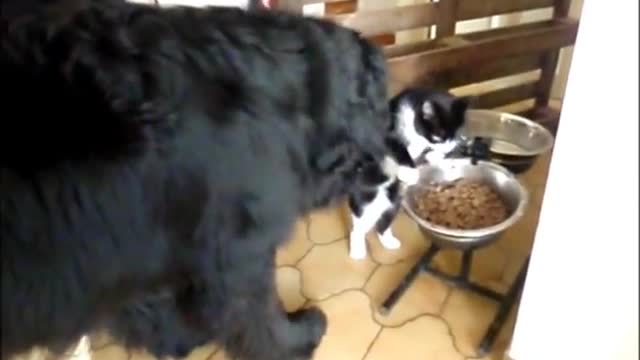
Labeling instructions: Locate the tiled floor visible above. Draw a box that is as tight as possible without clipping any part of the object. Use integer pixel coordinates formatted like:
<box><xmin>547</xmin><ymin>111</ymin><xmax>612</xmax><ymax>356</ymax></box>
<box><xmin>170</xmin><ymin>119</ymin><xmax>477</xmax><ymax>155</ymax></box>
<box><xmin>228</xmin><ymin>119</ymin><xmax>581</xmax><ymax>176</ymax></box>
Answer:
<box><xmin>21</xmin><ymin>153</ymin><xmax>552</xmax><ymax>360</ymax></box>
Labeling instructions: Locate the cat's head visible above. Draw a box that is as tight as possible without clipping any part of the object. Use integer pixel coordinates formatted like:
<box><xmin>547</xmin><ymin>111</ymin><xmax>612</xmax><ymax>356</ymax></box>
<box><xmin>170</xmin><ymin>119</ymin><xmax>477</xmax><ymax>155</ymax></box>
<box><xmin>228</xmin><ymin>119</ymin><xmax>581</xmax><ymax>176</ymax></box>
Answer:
<box><xmin>389</xmin><ymin>88</ymin><xmax>471</xmax><ymax>144</ymax></box>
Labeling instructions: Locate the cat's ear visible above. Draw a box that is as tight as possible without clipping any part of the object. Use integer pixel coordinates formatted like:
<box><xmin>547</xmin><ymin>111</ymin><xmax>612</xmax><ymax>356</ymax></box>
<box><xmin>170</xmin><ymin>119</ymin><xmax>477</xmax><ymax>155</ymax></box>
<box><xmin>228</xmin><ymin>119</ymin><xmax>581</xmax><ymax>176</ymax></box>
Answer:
<box><xmin>421</xmin><ymin>100</ymin><xmax>435</xmax><ymax>118</ymax></box>
<box><xmin>453</xmin><ymin>96</ymin><xmax>475</xmax><ymax>113</ymax></box>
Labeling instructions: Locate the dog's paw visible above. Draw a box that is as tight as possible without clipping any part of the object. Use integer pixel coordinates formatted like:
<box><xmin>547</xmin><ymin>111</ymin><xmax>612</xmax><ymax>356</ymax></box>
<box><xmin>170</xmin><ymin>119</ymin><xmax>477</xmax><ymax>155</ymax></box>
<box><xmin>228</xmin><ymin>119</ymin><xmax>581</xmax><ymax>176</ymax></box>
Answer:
<box><xmin>288</xmin><ymin>308</ymin><xmax>328</xmax><ymax>358</ymax></box>
<box><xmin>156</xmin><ymin>336</ymin><xmax>208</xmax><ymax>359</ymax></box>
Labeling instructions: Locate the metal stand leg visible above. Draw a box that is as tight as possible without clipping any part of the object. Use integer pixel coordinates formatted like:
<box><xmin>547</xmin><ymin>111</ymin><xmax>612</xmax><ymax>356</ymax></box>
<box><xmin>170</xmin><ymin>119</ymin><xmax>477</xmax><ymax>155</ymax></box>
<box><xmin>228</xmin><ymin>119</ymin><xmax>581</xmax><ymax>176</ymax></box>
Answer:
<box><xmin>379</xmin><ymin>242</ymin><xmax>532</xmax><ymax>357</ymax></box>
<box><xmin>380</xmin><ymin>244</ymin><xmax>440</xmax><ymax>313</ymax></box>
<box><xmin>477</xmin><ymin>256</ymin><xmax>531</xmax><ymax>356</ymax></box>
<box><xmin>422</xmin><ymin>249</ymin><xmax>504</xmax><ymax>301</ymax></box>
<box><xmin>458</xmin><ymin>249</ymin><xmax>473</xmax><ymax>281</ymax></box>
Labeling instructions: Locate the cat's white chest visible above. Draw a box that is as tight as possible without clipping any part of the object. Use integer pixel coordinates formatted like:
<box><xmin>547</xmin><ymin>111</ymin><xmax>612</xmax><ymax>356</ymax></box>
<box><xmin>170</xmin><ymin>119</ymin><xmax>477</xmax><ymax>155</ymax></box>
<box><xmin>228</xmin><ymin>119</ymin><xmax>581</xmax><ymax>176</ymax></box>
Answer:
<box><xmin>396</xmin><ymin>105</ymin><xmax>430</xmax><ymax>159</ymax></box>
<box><xmin>424</xmin><ymin>139</ymin><xmax>458</xmax><ymax>164</ymax></box>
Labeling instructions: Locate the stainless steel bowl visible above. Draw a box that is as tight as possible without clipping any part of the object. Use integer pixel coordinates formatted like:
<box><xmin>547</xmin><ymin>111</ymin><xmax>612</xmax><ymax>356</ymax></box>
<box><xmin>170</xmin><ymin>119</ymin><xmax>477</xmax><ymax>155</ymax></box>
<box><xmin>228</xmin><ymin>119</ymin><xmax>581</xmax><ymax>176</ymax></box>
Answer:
<box><xmin>403</xmin><ymin>159</ymin><xmax>529</xmax><ymax>249</ymax></box>
<box><xmin>460</xmin><ymin>110</ymin><xmax>555</xmax><ymax>173</ymax></box>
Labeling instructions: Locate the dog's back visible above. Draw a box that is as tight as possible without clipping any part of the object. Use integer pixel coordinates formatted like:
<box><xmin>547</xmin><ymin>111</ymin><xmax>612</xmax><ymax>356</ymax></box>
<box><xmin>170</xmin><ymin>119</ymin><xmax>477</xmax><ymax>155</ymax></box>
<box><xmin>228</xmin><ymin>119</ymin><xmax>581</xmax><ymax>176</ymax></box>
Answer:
<box><xmin>1</xmin><ymin>1</ymin><xmax>389</xmax><ymax>358</ymax></box>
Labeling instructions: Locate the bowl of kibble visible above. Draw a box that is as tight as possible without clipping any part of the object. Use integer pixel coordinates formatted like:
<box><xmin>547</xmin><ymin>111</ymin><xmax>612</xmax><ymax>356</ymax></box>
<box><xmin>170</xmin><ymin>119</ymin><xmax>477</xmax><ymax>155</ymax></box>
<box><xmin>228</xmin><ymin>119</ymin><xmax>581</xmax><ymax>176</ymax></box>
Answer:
<box><xmin>459</xmin><ymin>110</ymin><xmax>555</xmax><ymax>174</ymax></box>
<box><xmin>403</xmin><ymin>159</ymin><xmax>529</xmax><ymax>249</ymax></box>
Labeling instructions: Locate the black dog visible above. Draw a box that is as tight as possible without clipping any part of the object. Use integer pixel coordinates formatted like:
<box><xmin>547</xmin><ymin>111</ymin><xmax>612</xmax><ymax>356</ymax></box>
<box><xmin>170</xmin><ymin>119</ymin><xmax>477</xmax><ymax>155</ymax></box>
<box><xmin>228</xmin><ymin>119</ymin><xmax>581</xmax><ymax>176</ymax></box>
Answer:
<box><xmin>0</xmin><ymin>0</ymin><xmax>390</xmax><ymax>359</ymax></box>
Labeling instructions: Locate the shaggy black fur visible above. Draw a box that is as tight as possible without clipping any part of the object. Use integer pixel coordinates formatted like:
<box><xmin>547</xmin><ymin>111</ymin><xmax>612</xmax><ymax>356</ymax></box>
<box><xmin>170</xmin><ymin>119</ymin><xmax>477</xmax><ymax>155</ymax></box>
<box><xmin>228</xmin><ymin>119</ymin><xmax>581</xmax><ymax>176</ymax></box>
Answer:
<box><xmin>0</xmin><ymin>0</ymin><xmax>390</xmax><ymax>359</ymax></box>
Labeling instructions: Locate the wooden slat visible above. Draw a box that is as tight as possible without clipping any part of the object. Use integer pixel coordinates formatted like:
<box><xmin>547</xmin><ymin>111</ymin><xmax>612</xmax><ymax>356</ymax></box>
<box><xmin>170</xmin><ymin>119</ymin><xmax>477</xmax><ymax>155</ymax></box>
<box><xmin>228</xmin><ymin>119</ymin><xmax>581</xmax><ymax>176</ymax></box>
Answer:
<box><xmin>302</xmin><ymin>0</ymin><xmax>344</xmax><ymax>4</ymax></box>
<box><xmin>325</xmin><ymin>0</ymin><xmax>356</xmax><ymax>15</ymax></box>
<box><xmin>435</xmin><ymin>0</ymin><xmax>458</xmax><ymax>37</ymax></box>
<box><xmin>473</xmin><ymin>82</ymin><xmax>538</xmax><ymax>109</ymax></box>
<box><xmin>461</xmin><ymin>19</ymin><xmax>561</xmax><ymax>41</ymax></box>
<box><xmin>457</xmin><ymin>0</ymin><xmax>555</xmax><ymax>20</ymax></box>
<box><xmin>535</xmin><ymin>0</ymin><xmax>571</xmax><ymax>107</ymax></box>
<box><xmin>368</xmin><ymin>33</ymin><xmax>396</xmax><ymax>47</ymax></box>
<box><xmin>387</xmin><ymin>19</ymin><xmax>578</xmax><ymax>95</ymax></box>
<box><xmin>277</xmin><ymin>0</ymin><xmax>304</xmax><ymax>12</ymax></box>
<box><xmin>384</xmin><ymin>38</ymin><xmax>450</xmax><ymax>59</ymax></box>
<box><xmin>328</xmin><ymin>3</ymin><xmax>437</xmax><ymax>37</ymax></box>
<box><xmin>431</xmin><ymin>53</ymin><xmax>543</xmax><ymax>89</ymax></box>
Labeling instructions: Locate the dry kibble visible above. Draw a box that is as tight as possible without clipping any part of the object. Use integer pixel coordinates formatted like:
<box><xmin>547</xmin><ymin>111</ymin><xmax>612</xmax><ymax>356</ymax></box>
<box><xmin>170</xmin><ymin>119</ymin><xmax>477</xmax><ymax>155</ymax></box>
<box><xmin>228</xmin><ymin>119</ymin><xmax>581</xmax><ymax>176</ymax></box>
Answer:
<box><xmin>413</xmin><ymin>179</ymin><xmax>509</xmax><ymax>230</ymax></box>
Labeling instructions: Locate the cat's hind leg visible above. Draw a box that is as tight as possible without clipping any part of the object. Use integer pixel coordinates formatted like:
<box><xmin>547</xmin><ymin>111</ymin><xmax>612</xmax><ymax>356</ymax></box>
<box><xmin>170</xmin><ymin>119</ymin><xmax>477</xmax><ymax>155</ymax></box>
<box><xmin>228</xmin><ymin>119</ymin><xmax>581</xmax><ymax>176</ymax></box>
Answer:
<box><xmin>349</xmin><ymin>212</ymin><xmax>371</xmax><ymax>260</ymax></box>
<box><xmin>348</xmin><ymin>193</ymin><xmax>383</xmax><ymax>261</ymax></box>
<box><xmin>375</xmin><ymin>207</ymin><xmax>401</xmax><ymax>250</ymax></box>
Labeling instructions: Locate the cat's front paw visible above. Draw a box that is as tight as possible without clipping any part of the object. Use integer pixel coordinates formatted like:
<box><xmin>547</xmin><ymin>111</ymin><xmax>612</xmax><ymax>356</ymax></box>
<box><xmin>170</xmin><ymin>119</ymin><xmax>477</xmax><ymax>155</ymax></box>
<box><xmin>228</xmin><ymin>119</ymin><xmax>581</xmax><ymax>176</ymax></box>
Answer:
<box><xmin>380</xmin><ymin>232</ymin><xmax>401</xmax><ymax>250</ymax></box>
<box><xmin>424</xmin><ymin>151</ymin><xmax>446</xmax><ymax>164</ymax></box>
<box><xmin>349</xmin><ymin>234</ymin><xmax>368</xmax><ymax>260</ymax></box>
<box><xmin>396</xmin><ymin>167</ymin><xmax>420</xmax><ymax>185</ymax></box>
<box><xmin>349</xmin><ymin>246</ymin><xmax>367</xmax><ymax>260</ymax></box>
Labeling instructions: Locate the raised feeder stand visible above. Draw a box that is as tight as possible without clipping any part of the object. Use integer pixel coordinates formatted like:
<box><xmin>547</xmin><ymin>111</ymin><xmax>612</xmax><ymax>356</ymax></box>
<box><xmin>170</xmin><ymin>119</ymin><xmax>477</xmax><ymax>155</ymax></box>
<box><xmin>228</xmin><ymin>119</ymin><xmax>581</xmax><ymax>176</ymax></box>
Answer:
<box><xmin>377</xmin><ymin>156</ymin><xmax>537</xmax><ymax>357</ymax></box>
<box><xmin>379</xmin><ymin>242</ymin><xmax>531</xmax><ymax>356</ymax></box>
<box><xmin>376</xmin><ymin>108</ymin><xmax>554</xmax><ymax>356</ymax></box>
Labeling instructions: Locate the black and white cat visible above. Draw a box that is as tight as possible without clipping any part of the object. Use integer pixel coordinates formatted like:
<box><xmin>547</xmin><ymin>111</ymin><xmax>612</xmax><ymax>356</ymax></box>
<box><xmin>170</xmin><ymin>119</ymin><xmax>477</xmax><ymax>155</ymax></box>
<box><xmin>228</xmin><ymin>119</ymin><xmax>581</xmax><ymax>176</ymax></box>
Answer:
<box><xmin>348</xmin><ymin>88</ymin><xmax>470</xmax><ymax>260</ymax></box>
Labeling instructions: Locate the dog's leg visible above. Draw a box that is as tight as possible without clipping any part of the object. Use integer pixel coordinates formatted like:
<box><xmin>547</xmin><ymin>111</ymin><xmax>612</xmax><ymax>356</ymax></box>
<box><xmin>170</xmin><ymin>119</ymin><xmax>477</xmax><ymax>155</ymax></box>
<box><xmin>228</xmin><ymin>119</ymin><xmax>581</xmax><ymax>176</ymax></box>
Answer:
<box><xmin>106</xmin><ymin>293</ymin><xmax>211</xmax><ymax>359</ymax></box>
<box><xmin>217</xmin><ymin>268</ymin><xmax>327</xmax><ymax>360</ymax></box>
<box><xmin>183</xmin><ymin>220</ymin><xmax>327</xmax><ymax>360</ymax></box>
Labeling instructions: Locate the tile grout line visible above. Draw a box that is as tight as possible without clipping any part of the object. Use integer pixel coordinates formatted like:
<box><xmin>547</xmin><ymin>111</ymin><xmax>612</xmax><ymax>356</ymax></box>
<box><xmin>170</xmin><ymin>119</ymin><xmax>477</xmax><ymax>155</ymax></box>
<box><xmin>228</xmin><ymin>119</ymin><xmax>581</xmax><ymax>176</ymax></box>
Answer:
<box><xmin>306</xmin><ymin>235</ymin><xmax>349</xmax><ymax>247</ymax></box>
<box><xmin>362</xmin><ymin>263</ymin><xmax>381</xmax><ymax>289</ymax></box>
<box><xmin>276</xmin><ymin>265</ymin><xmax>312</xmax><ymax>307</ymax></box>
<box><xmin>360</xmin><ymin>285</ymin><xmax>474</xmax><ymax>358</ymax></box>
<box><xmin>205</xmin><ymin>348</ymin><xmax>220</xmax><ymax>360</ymax></box>
<box><xmin>296</xmin><ymin>211</ymin><xmax>488</xmax><ymax>359</ymax></box>
<box><xmin>359</xmin><ymin>327</ymin><xmax>383</xmax><ymax>360</ymax></box>
<box><xmin>437</xmin><ymin>286</ymin><xmax>454</xmax><ymax>316</ymax></box>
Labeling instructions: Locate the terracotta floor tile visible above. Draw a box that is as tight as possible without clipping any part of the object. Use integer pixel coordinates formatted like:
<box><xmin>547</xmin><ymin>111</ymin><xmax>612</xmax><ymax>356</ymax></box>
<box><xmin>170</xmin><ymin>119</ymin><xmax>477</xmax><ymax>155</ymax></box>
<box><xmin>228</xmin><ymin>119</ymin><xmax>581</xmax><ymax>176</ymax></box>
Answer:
<box><xmin>308</xmin><ymin>204</ymin><xmax>349</xmax><ymax>244</ymax></box>
<box><xmin>208</xmin><ymin>349</ymin><xmax>230</xmax><ymax>360</ymax></box>
<box><xmin>129</xmin><ymin>343</ymin><xmax>218</xmax><ymax>360</ymax></box>
<box><xmin>368</xmin><ymin>212</ymin><xmax>430</xmax><ymax>265</ymax></box>
<box><xmin>89</xmin><ymin>333</ymin><xmax>115</xmax><ymax>352</ymax></box>
<box><xmin>182</xmin><ymin>345</ymin><xmax>218</xmax><ymax>360</ymax></box>
<box><xmin>364</xmin><ymin>258</ymin><xmax>420</xmax><ymax>304</ymax></box>
<box><xmin>441</xmin><ymin>289</ymin><xmax>499</xmax><ymax>357</ymax></box>
<box><xmin>10</xmin><ymin>349</ymin><xmax>54</xmax><ymax>360</ymax></box>
<box><xmin>365</xmin><ymin>316</ymin><xmax>464</xmax><ymax>360</ymax></box>
<box><xmin>298</xmin><ymin>240</ymin><xmax>378</xmax><ymax>301</ymax></box>
<box><xmin>431</xmin><ymin>248</ymin><xmax>463</xmax><ymax>276</ymax></box>
<box><xmin>91</xmin><ymin>344</ymin><xmax>130</xmax><ymax>360</ymax></box>
<box><xmin>276</xmin><ymin>218</ymin><xmax>313</xmax><ymax>266</ymax></box>
<box><xmin>365</xmin><ymin>263</ymin><xmax>450</xmax><ymax>327</ymax></box>
<box><xmin>468</xmin><ymin>245</ymin><xmax>509</xmax><ymax>290</ymax></box>
<box><xmin>311</xmin><ymin>291</ymin><xmax>381</xmax><ymax>360</ymax></box>
<box><xmin>276</xmin><ymin>266</ymin><xmax>307</xmax><ymax>312</ymax></box>
<box><xmin>474</xmin><ymin>309</ymin><xmax>517</xmax><ymax>360</ymax></box>
<box><xmin>423</xmin><ymin>244</ymin><xmax>508</xmax><ymax>293</ymax></box>
<box><xmin>495</xmin><ymin>211</ymin><xmax>539</xmax><ymax>258</ymax></box>
<box><xmin>500</xmin><ymin>253</ymin><xmax>528</xmax><ymax>287</ymax></box>
<box><xmin>128</xmin><ymin>350</ymin><xmax>155</xmax><ymax>360</ymax></box>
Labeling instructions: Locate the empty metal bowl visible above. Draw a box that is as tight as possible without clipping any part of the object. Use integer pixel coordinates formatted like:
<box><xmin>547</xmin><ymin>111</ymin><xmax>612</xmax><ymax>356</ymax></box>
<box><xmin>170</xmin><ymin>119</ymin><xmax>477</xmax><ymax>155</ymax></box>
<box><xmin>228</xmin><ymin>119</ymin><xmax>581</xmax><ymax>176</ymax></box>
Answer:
<box><xmin>459</xmin><ymin>110</ymin><xmax>555</xmax><ymax>173</ymax></box>
<box><xmin>403</xmin><ymin>159</ymin><xmax>529</xmax><ymax>249</ymax></box>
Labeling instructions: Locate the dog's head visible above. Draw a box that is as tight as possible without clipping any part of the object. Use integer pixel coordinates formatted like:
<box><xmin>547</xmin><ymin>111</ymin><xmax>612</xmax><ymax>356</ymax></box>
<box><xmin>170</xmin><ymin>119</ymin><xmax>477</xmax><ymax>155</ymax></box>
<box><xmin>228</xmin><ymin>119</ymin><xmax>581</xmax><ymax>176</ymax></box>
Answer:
<box><xmin>299</xmin><ymin>26</ymin><xmax>390</xmax><ymax>210</ymax></box>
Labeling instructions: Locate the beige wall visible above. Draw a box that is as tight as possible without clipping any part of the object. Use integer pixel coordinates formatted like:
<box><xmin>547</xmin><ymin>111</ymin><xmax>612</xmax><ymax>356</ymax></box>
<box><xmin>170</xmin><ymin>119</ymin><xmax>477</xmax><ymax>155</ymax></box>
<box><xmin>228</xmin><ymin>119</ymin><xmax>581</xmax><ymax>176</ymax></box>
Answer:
<box><xmin>507</xmin><ymin>1</ymin><xmax>638</xmax><ymax>359</ymax></box>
